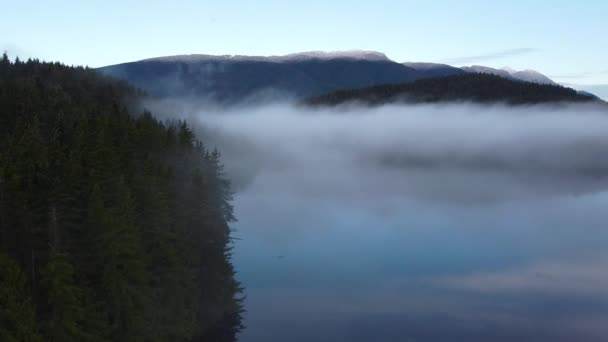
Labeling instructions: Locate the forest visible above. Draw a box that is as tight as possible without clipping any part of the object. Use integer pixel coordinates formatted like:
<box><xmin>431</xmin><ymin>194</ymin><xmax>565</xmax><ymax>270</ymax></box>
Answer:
<box><xmin>306</xmin><ymin>73</ymin><xmax>600</xmax><ymax>106</ymax></box>
<box><xmin>0</xmin><ymin>54</ymin><xmax>243</xmax><ymax>342</ymax></box>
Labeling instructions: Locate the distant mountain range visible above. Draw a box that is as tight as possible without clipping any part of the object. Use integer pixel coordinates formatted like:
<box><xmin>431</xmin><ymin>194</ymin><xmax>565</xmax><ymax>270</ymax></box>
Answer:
<box><xmin>97</xmin><ymin>50</ymin><xmax>598</xmax><ymax>104</ymax></box>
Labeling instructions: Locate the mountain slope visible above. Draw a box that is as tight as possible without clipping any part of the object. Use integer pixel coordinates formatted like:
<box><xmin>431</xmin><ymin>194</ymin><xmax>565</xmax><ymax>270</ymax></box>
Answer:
<box><xmin>461</xmin><ymin>65</ymin><xmax>557</xmax><ymax>85</ymax></box>
<box><xmin>402</xmin><ymin>62</ymin><xmax>466</xmax><ymax>79</ymax></box>
<box><xmin>573</xmin><ymin>84</ymin><xmax>608</xmax><ymax>101</ymax></box>
<box><xmin>306</xmin><ymin>73</ymin><xmax>599</xmax><ymax>106</ymax></box>
<box><xmin>511</xmin><ymin>69</ymin><xmax>556</xmax><ymax>85</ymax></box>
<box><xmin>98</xmin><ymin>51</ymin><xmax>592</xmax><ymax>104</ymax></box>
<box><xmin>97</xmin><ymin>51</ymin><xmax>464</xmax><ymax>103</ymax></box>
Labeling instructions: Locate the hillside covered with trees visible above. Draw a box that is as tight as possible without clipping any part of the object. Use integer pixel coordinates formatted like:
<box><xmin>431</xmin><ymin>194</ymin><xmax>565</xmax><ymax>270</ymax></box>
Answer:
<box><xmin>97</xmin><ymin>53</ymin><xmax>465</xmax><ymax>104</ymax></box>
<box><xmin>0</xmin><ymin>54</ymin><xmax>243</xmax><ymax>342</ymax></box>
<box><xmin>306</xmin><ymin>73</ymin><xmax>600</xmax><ymax>106</ymax></box>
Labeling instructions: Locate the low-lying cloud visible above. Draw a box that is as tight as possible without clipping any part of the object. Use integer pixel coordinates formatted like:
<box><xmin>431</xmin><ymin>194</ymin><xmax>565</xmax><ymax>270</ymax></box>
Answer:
<box><xmin>169</xmin><ymin>102</ymin><xmax>608</xmax><ymax>204</ymax></box>
<box><xmin>157</xmin><ymin>100</ymin><xmax>608</xmax><ymax>342</ymax></box>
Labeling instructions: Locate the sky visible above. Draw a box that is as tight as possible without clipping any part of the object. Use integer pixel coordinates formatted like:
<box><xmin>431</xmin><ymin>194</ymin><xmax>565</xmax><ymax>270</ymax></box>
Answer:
<box><xmin>1</xmin><ymin>0</ymin><xmax>607</xmax><ymax>86</ymax></box>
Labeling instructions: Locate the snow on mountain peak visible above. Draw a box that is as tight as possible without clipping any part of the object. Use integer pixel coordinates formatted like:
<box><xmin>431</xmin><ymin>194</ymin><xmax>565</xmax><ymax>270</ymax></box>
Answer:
<box><xmin>141</xmin><ymin>51</ymin><xmax>391</xmax><ymax>63</ymax></box>
<box><xmin>501</xmin><ymin>66</ymin><xmax>517</xmax><ymax>74</ymax></box>
<box><xmin>275</xmin><ymin>50</ymin><xmax>390</xmax><ymax>61</ymax></box>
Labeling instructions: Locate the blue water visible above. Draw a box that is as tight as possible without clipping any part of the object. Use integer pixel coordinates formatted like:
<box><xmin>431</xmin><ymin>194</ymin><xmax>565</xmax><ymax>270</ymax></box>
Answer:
<box><xmin>198</xmin><ymin>104</ymin><xmax>608</xmax><ymax>341</ymax></box>
<box><xmin>233</xmin><ymin>191</ymin><xmax>608</xmax><ymax>341</ymax></box>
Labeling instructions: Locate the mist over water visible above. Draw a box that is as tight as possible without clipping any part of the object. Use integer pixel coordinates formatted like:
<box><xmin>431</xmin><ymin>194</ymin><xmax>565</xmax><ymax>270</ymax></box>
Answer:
<box><xmin>167</xmin><ymin>102</ymin><xmax>608</xmax><ymax>341</ymax></box>
<box><xmin>194</xmin><ymin>102</ymin><xmax>608</xmax><ymax>202</ymax></box>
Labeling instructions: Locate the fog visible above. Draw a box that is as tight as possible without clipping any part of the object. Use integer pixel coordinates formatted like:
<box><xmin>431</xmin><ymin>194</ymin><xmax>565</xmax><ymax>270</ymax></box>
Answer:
<box><xmin>177</xmin><ymin>102</ymin><xmax>608</xmax><ymax>204</ymax></box>
<box><xmin>149</xmin><ymin>101</ymin><xmax>608</xmax><ymax>341</ymax></box>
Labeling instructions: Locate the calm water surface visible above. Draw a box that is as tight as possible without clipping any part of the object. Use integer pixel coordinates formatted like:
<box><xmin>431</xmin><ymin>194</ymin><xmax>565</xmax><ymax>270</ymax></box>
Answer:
<box><xmin>199</xmin><ymin>104</ymin><xmax>608</xmax><ymax>341</ymax></box>
<box><xmin>232</xmin><ymin>186</ymin><xmax>608</xmax><ymax>342</ymax></box>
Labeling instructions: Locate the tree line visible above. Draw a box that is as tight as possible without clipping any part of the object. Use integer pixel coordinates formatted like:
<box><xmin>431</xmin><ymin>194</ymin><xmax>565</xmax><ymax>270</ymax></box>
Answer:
<box><xmin>0</xmin><ymin>54</ymin><xmax>243</xmax><ymax>341</ymax></box>
<box><xmin>306</xmin><ymin>73</ymin><xmax>599</xmax><ymax>106</ymax></box>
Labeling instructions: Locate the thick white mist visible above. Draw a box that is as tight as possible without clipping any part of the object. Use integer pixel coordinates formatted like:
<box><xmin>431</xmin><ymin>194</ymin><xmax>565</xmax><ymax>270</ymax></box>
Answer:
<box><xmin>184</xmin><ymin>102</ymin><xmax>608</xmax><ymax>204</ymax></box>
<box><xmin>151</xmin><ymin>101</ymin><xmax>608</xmax><ymax>342</ymax></box>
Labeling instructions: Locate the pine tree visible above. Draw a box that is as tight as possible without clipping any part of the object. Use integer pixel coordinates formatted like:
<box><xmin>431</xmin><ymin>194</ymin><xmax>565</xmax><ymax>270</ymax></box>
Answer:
<box><xmin>0</xmin><ymin>253</ymin><xmax>43</xmax><ymax>342</ymax></box>
<box><xmin>133</xmin><ymin>173</ymin><xmax>195</xmax><ymax>341</ymax></box>
<box><xmin>99</xmin><ymin>178</ymin><xmax>147</xmax><ymax>342</ymax></box>
<box><xmin>40</xmin><ymin>251</ymin><xmax>87</xmax><ymax>342</ymax></box>
<box><xmin>80</xmin><ymin>185</ymin><xmax>111</xmax><ymax>342</ymax></box>
<box><xmin>0</xmin><ymin>58</ymin><xmax>243</xmax><ymax>342</ymax></box>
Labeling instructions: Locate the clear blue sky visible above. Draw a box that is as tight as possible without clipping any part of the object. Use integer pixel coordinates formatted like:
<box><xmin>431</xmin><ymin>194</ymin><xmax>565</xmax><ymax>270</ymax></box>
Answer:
<box><xmin>2</xmin><ymin>0</ymin><xmax>607</xmax><ymax>85</ymax></box>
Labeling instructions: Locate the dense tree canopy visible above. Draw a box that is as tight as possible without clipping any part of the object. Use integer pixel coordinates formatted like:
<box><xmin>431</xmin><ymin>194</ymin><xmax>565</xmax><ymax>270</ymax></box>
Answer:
<box><xmin>306</xmin><ymin>73</ymin><xmax>600</xmax><ymax>106</ymax></box>
<box><xmin>0</xmin><ymin>54</ymin><xmax>243</xmax><ymax>341</ymax></box>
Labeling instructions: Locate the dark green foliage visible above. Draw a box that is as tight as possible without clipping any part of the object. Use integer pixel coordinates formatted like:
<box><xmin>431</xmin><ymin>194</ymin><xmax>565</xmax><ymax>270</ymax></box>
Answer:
<box><xmin>0</xmin><ymin>58</ymin><xmax>242</xmax><ymax>341</ymax></box>
<box><xmin>40</xmin><ymin>252</ymin><xmax>86</xmax><ymax>342</ymax></box>
<box><xmin>0</xmin><ymin>253</ymin><xmax>42</xmax><ymax>342</ymax></box>
<box><xmin>306</xmin><ymin>73</ymin><xmax>602</xmax><ymax>106</ymax></box>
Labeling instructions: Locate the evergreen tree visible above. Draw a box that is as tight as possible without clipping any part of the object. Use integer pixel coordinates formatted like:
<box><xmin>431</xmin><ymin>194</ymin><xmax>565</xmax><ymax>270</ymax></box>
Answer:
<box><xmin>40</xmin><ymin>251</ymin><xmax>87</xmax><ymax>342</ymax></box>
<box><xmin>0</xmin><ymin>58</ymin><xmax>243</xmax><ymax>342</ymax></box>
<box><xmin>99</xmin><ymin>179</ymin><xmax>147</xmax><ymax>342</ymax></box>
<box><xmin>307</xmin><ymin>72</ymin><xmax>601</xmax><ymax>106</ymax></box>
<box><xmin>0</xmin><ymin>253</ymin><xmax>43</xmax><ymax>342</ymax></box>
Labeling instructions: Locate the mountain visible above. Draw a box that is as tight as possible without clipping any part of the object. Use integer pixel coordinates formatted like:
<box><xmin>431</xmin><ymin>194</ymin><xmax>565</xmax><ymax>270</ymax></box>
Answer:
<box><xmin>306</xmin><ymin>73</ymin><xmax>599</xmax><ymax>107</ymax></box>
<box><xmin>571</xmin><ymin>84</ymin><xmax>608</xmax><ymax>101</ymax></box>
<box><xmin>510</xmin><ymin>69</ymin><xmax>556</xmax><ymax>85</ymax></box>
<box><xmin>142</xmin><ymin>50</ymin><xmax>392</xmax><ymax>63</ymax></box>
<box><xmin>97</xmin><ymin>51</ymin><xmax>464</xmax><ymax>103</ymax></box>
<box><xmin>402</xmin><ymin>62</ymin><xmax>465</xmax><ymax>78</ymax></box>
<box><xmin>461</xmin><ymin>65</ymin><xmax>557</xmax><ymax>85</ymax></box>
<box><xmin>461</xmin><ymin>65</ymin><xmax>513</xmax><ymax>79</ymax></box>
<box><xmin>98</xmin><ymin>51</ymin><xmax>591</xmax><ymax>104</ymax></box>
<box><xmin>576</xmin><ymin>89</ymin><xmax>601</xmax><ymax>100</ymax></box>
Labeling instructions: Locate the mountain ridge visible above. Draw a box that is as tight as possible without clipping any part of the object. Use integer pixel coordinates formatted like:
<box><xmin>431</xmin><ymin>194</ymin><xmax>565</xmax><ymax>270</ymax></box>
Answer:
<box><xmin>98</xmin><ymin>51</ymin><xmax>437</xmax><ymax>103</ymax></box>
<box><xmin>140</xmin><ymin>50</ymin><xmax>391</xmax><ymax>63</ymax></box>
<box><xmin>306</xmin><ymin>73</ymin><xmax>601</xmax><ymax>107</ymax></box>
<box><xmin>461</xmin><ymin>65</ymin><xmax>557</xmax><ymax>85</ymax></box>
<box><xmin>97</xmin><ymin>50</ymin><xmax>591</xmax><ymax>103</ymax></box>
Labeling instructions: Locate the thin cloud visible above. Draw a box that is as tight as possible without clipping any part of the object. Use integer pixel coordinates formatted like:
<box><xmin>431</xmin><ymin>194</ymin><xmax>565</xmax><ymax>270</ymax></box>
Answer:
<box><xmin>157</xmin><ymin>102</ymin><xmax>608</xmax><ymax>205</ymax></box>
<box><xmin>443</xmin><ymin>48</ymin><xmax>537</xmax><ymax>65</ymax></box>
<box><xmin>551</xmin><ymin>70</ymin><xmax>608</xmax><ymax>80</ymax></box>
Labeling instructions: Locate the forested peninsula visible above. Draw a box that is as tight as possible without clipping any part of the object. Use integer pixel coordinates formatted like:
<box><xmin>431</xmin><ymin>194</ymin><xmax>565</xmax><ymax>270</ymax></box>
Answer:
<box><xmin>0</xmin><ymin>55</ymin><xmax>243</xmax><ymax>342</ymax></box>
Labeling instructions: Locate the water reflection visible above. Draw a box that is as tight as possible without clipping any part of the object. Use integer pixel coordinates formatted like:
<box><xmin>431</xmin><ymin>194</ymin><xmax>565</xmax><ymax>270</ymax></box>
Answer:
<box><xmin>233</xmin><ymin>192</ymin><xmax>608</xmax><ymax>341</ymax></box>
<box><xmin>193</xmin><ymin>103</ymin><xmax>608</xmax><ymax>341</ymax></box>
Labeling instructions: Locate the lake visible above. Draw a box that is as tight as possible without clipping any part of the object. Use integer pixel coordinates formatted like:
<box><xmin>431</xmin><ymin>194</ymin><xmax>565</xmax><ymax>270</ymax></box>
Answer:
<box><xmin>196</xmin><ymin>103</ymin><xmax>608</xmax><ymax>341</ymax></box>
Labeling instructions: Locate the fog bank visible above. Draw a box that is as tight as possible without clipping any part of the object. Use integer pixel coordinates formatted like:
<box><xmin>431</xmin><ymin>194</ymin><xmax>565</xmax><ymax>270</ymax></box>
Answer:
<box><xmin>173</xmin><ymin>102</ymin><xmax>608</xmax><ymax>204</ymax></box>
<box><xmin>153</xmin><ymin>101</ymin><xmax>608</xmax><ymax>342</ymax></box>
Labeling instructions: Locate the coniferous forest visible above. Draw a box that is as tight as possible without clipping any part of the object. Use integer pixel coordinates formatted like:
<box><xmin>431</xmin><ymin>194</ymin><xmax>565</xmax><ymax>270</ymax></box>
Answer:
<box><xmin>306</xmin><ymin>73</ymin><xmax>600</xmax><ymax>106</ymax></box>
<box><xmin>0</xmin><ymin>54</ymin><xmax>243</xmax><ymax>341</ymax></box>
